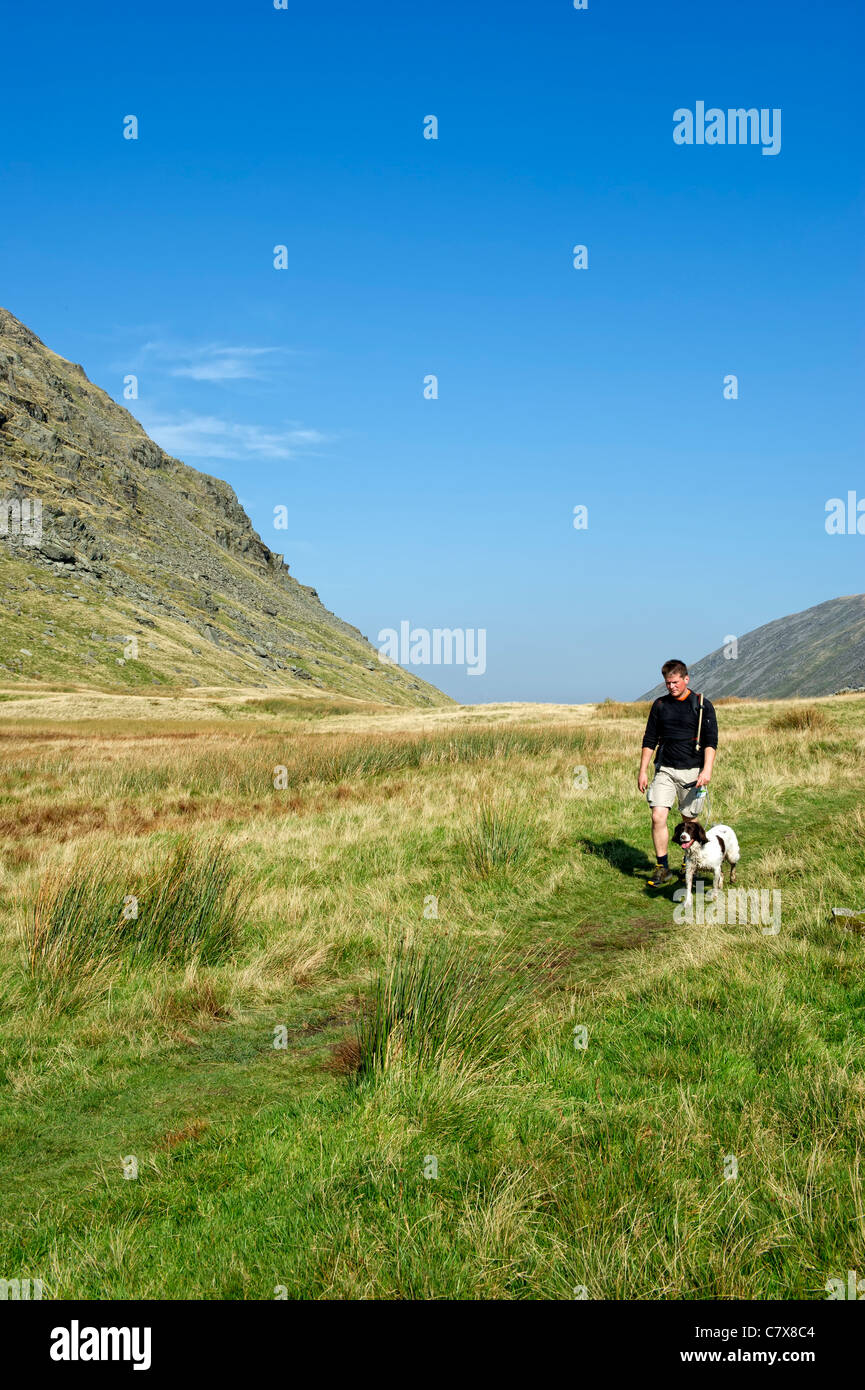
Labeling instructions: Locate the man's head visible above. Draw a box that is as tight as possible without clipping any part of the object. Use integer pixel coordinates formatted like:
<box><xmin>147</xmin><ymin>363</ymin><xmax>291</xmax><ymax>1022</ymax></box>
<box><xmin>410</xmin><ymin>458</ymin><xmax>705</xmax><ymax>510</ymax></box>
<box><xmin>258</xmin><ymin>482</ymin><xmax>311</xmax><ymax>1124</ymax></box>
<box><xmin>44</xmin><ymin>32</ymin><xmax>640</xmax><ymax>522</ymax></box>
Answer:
<box><xmin>661</xmin><ymin>659</ymin><xmax>690</xmax><ymax>700</ymax></box>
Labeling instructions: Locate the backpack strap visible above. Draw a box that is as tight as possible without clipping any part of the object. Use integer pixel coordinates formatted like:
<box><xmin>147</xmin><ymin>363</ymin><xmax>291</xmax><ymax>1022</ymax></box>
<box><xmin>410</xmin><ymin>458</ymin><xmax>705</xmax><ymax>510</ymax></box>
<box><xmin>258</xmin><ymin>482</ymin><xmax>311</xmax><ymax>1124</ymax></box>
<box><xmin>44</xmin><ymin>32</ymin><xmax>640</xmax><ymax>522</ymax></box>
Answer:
<box><xmin>692</xmin><ymin>690</ymin><xmax>705</xmax><ymax>752</ymax></box>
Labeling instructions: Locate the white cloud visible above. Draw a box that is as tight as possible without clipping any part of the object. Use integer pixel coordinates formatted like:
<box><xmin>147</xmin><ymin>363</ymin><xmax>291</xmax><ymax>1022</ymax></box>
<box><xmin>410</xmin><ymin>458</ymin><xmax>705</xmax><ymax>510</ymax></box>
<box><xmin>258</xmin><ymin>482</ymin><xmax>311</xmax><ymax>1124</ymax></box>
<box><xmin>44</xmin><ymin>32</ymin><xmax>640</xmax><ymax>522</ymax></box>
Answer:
<box><xmin>173</xmin><ymin>349</ymin><xmax>279</xmax><ymax>382</ymax></box>
<box><xmin>137</xmin><ymin>412</ymin><xmax>326</xmax><ymax>462</ymax></box>
<box><xmin>138</xmin><ymin>340</ymin><xmax>297</xmax><ymax>382</ymax></box>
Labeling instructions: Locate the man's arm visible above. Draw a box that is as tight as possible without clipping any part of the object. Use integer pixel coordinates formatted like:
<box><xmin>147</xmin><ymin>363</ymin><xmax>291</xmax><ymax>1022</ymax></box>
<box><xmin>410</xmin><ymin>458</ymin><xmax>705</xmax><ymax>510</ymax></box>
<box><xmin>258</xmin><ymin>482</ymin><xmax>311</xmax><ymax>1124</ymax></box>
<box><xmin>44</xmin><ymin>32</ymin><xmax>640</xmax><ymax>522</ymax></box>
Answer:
<box><xmin>695</xmin><ymin>700</ymin><xmax>718</xmax><ymax>787</ymax></box>
<box><xmin>696</xmin><ymin>747</ymin><xmax>716</xmax><ymax>787</ymax></box>
<box><xmin>638</xmin><ymin>701</ymin><xmax>660</xmax><ymax>793</ymax></box>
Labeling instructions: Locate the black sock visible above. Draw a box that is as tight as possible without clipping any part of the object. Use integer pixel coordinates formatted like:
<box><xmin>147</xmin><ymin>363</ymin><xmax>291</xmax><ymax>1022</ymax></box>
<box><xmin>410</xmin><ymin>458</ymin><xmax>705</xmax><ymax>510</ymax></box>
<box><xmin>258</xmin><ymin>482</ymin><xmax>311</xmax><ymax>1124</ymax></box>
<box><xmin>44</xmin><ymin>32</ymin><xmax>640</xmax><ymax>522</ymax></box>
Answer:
<box><xmin>657</xmin><ymin>854</ymin><xmax>669</xmax><ymax>868</ymax></box>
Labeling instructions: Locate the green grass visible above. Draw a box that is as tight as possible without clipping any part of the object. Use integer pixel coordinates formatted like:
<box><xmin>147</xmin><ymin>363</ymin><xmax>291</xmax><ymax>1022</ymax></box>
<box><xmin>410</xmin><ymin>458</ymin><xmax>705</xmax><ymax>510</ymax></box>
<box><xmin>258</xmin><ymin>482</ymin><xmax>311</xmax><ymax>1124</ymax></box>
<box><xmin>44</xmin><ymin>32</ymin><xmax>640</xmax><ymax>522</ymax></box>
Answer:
<box><xmin>1</xmin><ymin>697</ymin><xmax>864</xmax><ymax>1298</ymax></box>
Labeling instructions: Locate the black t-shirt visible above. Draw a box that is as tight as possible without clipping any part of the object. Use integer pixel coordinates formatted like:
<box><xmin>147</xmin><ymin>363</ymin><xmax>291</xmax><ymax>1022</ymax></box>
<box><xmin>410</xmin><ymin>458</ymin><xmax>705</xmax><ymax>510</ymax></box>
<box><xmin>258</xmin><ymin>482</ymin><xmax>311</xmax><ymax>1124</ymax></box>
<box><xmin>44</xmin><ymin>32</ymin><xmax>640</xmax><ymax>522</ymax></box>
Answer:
<box><xmin>642</xmin><ymin>692</ymin><xmax>718</xmax><ymax>769</ymax></box>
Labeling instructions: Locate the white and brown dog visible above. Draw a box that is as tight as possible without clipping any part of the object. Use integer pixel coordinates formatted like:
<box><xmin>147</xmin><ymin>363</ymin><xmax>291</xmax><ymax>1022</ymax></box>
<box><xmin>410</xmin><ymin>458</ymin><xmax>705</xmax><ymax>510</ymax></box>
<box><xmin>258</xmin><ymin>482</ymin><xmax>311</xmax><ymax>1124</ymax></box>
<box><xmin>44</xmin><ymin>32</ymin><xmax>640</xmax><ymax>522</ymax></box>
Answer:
<box><xmin>672</xmin><ymin>818</ymin><xmax>740</xmax><ymax>909</ymax></box>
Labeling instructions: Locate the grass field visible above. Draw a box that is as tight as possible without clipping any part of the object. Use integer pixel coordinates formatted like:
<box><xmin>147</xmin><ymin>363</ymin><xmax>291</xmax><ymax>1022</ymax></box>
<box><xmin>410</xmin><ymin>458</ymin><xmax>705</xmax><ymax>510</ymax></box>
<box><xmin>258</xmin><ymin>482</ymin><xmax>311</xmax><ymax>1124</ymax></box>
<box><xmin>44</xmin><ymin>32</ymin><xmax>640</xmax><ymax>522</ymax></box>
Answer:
<box><xmin>1</xmin><ymin>689</ymin><xmax>863</xmax><ymax>1300</ymax></box>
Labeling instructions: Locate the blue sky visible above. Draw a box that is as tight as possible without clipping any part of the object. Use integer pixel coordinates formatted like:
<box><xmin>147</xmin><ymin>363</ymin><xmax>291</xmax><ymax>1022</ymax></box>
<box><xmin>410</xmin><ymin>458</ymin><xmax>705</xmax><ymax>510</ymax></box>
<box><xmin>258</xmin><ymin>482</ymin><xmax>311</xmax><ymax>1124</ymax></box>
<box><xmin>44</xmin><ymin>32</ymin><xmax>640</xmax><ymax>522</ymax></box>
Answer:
<box><xmin>2</xmin><ymin>0</ymin><xmax>862</xmax><ymax>701</ymax></box>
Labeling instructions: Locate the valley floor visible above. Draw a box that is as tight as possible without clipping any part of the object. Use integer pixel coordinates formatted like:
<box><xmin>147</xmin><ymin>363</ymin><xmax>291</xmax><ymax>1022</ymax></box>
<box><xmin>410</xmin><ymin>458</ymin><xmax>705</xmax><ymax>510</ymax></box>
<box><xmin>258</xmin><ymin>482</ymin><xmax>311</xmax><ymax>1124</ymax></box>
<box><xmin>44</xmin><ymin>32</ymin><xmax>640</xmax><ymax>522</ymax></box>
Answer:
<box><xmin>1</xmin><ymin>691</ymin><xmax>863</xmax><ymax>1299</ymax></box>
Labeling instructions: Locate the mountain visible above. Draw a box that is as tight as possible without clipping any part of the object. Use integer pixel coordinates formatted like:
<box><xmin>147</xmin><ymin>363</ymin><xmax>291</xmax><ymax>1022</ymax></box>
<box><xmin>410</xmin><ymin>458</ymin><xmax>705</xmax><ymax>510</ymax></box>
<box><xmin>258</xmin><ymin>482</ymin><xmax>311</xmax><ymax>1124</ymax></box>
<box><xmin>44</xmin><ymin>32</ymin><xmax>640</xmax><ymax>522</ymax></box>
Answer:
<box><xmin>637</xmin><ymin>595</ymin><xmax>865</xmax><ymax>701</ymax></box>
<box><xmin>0</xmin><ymin>308</ymin><xmax>449</xmax><ymax>704</ymax></box>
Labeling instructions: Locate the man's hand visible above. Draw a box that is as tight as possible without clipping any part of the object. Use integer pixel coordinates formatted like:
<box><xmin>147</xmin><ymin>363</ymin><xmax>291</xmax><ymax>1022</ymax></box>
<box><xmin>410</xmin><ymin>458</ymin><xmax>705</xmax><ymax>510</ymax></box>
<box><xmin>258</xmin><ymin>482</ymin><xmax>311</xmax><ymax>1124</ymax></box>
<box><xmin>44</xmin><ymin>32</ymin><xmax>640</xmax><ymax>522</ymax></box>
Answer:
<box><xmin>638</xmin><ymin>749</ymin><xmax>653</xmax><ymax>795</ymax></box>
<box><xmin>696</xmin><ymin>749</ymin><xmax>716</xmax><ymax>789</ymax></box>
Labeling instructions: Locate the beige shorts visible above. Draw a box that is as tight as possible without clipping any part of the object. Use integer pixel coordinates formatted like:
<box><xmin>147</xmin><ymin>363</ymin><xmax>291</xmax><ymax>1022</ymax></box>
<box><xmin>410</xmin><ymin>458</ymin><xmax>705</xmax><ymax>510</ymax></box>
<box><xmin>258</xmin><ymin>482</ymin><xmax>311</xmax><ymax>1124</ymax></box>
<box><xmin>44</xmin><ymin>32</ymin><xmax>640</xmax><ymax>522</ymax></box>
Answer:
<box><xmin>646</xmin><ymin>765</ymin><xmax>703</xmax><ymax>817</ymax></box>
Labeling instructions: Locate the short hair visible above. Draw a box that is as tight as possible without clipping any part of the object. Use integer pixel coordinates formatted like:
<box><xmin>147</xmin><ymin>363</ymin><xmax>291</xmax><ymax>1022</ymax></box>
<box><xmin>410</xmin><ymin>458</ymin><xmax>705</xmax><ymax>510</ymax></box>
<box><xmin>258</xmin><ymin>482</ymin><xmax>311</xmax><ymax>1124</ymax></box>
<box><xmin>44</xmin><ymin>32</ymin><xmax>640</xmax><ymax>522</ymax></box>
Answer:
<box><xmin>661</xmin><ymin>659</ymin><xmax>689</xmax><ymax>678</ymax></box>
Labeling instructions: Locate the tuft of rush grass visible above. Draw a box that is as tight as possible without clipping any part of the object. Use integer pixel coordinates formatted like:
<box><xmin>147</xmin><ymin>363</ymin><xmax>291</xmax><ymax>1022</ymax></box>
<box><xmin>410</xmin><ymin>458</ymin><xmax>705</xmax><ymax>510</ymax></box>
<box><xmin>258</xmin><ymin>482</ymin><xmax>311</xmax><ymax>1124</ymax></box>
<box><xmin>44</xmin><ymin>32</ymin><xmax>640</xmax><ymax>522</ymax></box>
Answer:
<box><xmin>23</xmin><ymin>837</ymin><xmax>244</xmax><ymax>1014</ymax></box>
<box><xmin>136</xmin><ymin>838</ymin><xmax>242</xmax><ymax>965</ymax></box>
<box><xmin>23</xmin><ymin>855</ymin><xmax>120</xmax><ymax>1016</ymax></box>
<box><xmin>461</xmin><ymin>800</ymin><xmax>533</xmax><ymax>878</ymax></box>
<box><xmin>355</xmin><ymin>932</ymin><xmax>540</xmax><ymax>1080</ymax></box>
<box><xmin>768</xmin><ymin>705</ymin><xmax>835</xmax><ymax>732</ymax></box>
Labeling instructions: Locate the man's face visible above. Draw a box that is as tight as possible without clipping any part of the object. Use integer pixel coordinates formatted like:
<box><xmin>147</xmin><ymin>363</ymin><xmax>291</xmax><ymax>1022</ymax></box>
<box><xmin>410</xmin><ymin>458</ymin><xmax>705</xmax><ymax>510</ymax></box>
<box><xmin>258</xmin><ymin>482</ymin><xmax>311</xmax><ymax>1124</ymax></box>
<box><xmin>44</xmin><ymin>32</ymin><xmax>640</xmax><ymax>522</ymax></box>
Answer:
<box><xmin>664</xmin><ymin>671</ymin><xmax>690</xmax><ymax>699</ymax></box>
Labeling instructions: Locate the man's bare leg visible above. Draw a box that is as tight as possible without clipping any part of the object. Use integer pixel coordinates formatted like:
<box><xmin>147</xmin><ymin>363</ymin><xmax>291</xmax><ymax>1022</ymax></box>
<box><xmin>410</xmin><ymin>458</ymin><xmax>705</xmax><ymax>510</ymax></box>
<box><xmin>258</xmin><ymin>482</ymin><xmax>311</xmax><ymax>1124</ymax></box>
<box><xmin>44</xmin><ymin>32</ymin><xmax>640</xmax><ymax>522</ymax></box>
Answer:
<box><xmin>651</xmin><ymin>806</ymin><xmax>669</xmax><ymax>860</ymax></box>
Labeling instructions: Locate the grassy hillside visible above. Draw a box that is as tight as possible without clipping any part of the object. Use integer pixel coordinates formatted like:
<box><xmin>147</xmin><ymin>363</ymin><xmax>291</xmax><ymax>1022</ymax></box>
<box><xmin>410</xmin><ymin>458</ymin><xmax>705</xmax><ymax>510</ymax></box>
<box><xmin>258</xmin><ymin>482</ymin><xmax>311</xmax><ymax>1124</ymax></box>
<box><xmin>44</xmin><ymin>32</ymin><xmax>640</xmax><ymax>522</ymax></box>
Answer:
<box><xmin>0</xmin><ymin>307</ymin><xmax>449</xmax><ymax>706</ymax></box>
<box><xmin>638</xmin><ymin>594</ymin><xmax>865</xmax><ymax>701</ymax></box>
<box><xmin>1</xmin><ymin>692</ymin><xmax>863</xmax><ymax>1299</ymax></box>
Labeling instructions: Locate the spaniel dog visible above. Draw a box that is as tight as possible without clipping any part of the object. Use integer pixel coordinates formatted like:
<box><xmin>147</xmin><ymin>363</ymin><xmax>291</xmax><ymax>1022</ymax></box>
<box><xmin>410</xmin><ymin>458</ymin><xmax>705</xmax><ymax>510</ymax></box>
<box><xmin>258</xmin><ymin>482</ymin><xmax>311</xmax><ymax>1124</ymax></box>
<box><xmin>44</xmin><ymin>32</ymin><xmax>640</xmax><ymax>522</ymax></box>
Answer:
<box><xmin>672</xmin><ymin>818</ymin><xmax>740</xmax><ymax>909</ymax></box>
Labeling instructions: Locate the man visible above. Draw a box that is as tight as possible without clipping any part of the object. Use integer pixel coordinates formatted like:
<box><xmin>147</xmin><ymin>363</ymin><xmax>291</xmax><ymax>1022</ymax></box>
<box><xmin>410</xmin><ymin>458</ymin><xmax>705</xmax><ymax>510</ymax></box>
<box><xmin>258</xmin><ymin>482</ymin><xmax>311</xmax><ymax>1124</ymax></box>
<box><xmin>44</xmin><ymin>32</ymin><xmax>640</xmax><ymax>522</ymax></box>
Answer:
<box><xmin>637</xmin><ymin>659</ymin><xmax>718</xmax><ymax>887</ymax></box>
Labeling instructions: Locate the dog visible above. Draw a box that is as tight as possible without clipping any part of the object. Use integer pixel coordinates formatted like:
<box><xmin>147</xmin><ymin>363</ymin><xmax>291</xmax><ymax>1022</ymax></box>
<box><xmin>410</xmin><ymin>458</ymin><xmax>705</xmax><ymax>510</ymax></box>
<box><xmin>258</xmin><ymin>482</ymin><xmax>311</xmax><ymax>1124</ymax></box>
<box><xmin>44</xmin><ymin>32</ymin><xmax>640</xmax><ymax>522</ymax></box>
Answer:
<box><xmin>672</xmin><ymin>818</ymin><xmax>740</xmax><ymax>910</ymax></box>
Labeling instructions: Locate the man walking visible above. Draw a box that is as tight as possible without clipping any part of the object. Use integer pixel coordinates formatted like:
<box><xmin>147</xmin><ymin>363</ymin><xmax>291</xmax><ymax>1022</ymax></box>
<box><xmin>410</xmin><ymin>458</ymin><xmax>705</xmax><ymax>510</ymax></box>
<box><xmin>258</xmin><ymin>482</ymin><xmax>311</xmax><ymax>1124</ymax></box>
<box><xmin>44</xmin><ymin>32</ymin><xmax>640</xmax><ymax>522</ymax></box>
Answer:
<box><xmin>637</xmin><ymin>659</ymin><xmax>718</xmax><ymax>886</ymax></box>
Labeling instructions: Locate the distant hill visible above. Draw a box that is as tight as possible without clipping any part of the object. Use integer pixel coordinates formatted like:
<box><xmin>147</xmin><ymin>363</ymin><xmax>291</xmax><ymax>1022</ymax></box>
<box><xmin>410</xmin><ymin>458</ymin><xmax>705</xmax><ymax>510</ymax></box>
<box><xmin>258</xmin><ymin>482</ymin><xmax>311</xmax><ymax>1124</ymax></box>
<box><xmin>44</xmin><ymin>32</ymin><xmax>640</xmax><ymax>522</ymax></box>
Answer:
<box><xmin>0</xmin><ymin>308</ymin><xmax>449</xmax><ymax>704</ymax></box>
<box><xmin>637</xmin><ymin>595</ymin><xmax>865</xmax><ymax>701</ymax></box>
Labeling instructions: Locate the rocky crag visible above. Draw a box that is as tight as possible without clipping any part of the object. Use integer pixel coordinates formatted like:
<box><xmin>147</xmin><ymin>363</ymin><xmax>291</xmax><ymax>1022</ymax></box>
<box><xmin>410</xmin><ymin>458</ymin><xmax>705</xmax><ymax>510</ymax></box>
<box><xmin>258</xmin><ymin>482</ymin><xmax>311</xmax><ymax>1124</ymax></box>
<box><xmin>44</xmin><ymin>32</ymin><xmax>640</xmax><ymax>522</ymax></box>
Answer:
<box><xmin>0</xmin><ymin>307</ymin><xmax>449</xmax><ymax>704</ymax></box>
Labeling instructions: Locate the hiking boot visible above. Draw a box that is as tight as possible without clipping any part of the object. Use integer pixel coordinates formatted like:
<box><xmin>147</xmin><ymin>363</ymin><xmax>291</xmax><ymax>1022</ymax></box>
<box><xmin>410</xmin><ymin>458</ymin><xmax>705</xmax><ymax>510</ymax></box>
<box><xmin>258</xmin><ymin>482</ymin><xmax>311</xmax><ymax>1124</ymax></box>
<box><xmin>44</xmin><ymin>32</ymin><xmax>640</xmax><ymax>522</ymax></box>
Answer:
<box><xmin>648</xmin><ymin>864</ymin><xmax>674</xmax><ymax>886</ymax></box>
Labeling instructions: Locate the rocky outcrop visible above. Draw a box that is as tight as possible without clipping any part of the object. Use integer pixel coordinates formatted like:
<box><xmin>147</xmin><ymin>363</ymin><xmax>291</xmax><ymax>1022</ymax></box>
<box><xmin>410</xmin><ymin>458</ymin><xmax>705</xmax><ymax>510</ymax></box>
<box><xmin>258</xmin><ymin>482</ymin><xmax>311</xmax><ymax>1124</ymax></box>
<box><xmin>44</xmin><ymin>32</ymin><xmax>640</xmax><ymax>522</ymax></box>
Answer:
<box><xmin>0</xmin><ymin>307</ymin><xmax>450</xmax><ymax>705</ymax></box>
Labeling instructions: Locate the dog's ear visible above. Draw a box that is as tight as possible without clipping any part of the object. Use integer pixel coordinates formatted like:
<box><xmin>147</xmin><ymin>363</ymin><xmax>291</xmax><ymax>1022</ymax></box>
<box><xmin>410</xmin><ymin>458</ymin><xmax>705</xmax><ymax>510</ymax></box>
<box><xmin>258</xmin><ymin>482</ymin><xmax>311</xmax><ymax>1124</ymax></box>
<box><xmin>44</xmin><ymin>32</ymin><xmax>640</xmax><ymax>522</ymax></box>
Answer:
<box><xmin>691</xmin><ymin>821</ymin><xmax>708</xmax><ymax>843</ymax></box>
<box><xmin>672</xmin><ymin>822</ymin><xmax>685</xmax><ymax>843</ymax></box>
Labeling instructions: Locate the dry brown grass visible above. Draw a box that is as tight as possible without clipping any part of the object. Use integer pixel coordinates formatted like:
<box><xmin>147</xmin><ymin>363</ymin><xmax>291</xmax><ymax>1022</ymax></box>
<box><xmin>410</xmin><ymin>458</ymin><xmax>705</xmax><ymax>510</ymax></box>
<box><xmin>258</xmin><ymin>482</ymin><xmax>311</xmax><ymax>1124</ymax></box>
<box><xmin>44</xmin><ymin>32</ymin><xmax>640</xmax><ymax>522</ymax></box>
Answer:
<box><xmin>593</xmin><ymin>700</ymin><xmax>653</xmax><ymax>720</ymax></box>
<box><xmin>323</xmin><ymin>1036</ymin><xmax>363</xmax><ymax>1075</ymax></box>
<box><xmin>232</xmin><ymin>930</ymin><xmax>331</xmax><ymax>998</ymax></box>
<box><xmin>0</xmin><ymin>717</ymin><xmax>603</xmax><ymax>857</ymax></box>
<box><xmin>159</xmin><ymin>1118</ymin><xmax>211</xmax><ymax>1149</ymax></box>
<box><xmin>156</xmin><ymin>971</ymin><xmax>233</xmax><ymax>1025</ymax></box>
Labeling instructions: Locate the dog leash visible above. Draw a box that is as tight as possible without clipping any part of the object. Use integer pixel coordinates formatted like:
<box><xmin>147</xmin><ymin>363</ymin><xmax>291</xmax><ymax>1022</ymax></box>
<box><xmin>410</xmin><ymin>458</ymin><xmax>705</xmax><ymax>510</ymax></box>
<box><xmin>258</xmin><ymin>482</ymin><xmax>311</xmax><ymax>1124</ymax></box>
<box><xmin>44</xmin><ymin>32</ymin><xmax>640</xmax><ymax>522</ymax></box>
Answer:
<box><xmin>693</xmin><ymin>785</ymin><xmax>712</xmax><ymax>823</ymax></box>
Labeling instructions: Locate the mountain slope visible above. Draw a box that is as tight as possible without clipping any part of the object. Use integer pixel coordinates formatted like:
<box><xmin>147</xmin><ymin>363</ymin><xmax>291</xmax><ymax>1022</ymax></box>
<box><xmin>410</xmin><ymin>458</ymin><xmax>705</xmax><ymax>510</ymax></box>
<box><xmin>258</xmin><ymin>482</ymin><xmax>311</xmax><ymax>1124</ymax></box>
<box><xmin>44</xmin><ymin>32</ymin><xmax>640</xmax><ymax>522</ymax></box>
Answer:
<box><xmin>0</xmin><ymin>308</ymin><xmax>449</xmax><ymax>704</ymax></box>
<box><xmin>637</xmin><ymin>594</ymin><xmax>865</xmax><ymax>701</ymax></box>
